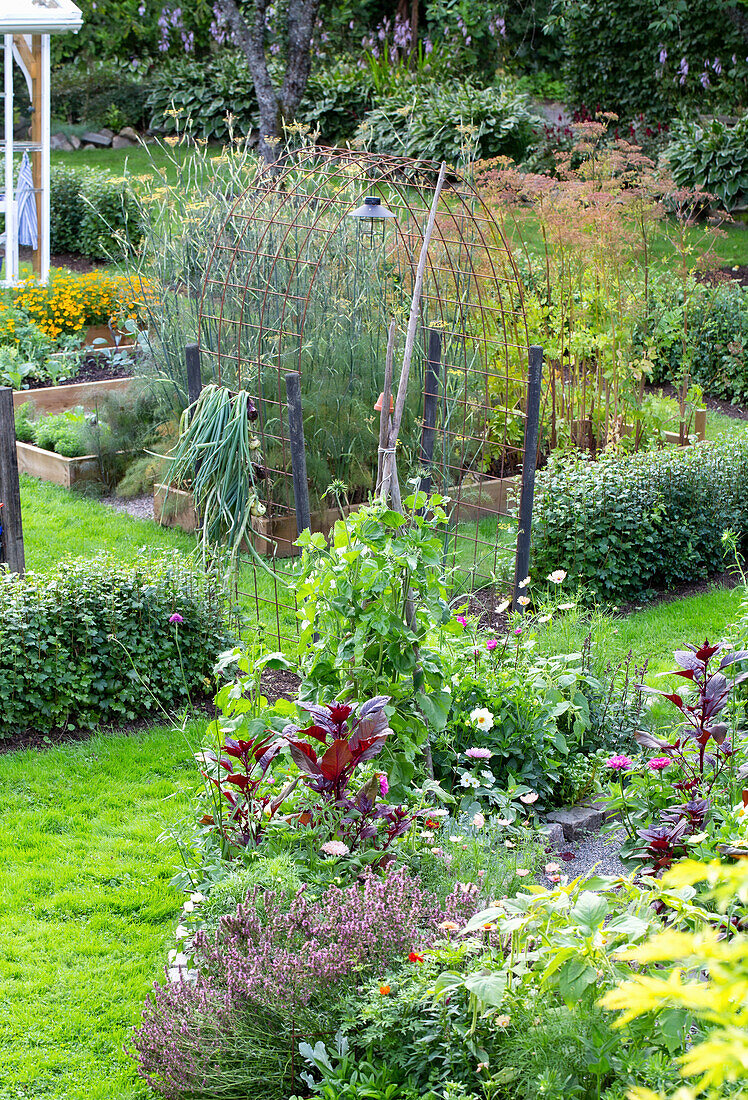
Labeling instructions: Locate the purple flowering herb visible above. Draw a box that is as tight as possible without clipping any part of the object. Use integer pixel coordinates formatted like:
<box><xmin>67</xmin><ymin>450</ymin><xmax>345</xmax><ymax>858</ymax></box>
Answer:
<box><xmin>129</xmin><ymin>869</ymin><xmax>477</xmax><ymax>1092</ymax></box>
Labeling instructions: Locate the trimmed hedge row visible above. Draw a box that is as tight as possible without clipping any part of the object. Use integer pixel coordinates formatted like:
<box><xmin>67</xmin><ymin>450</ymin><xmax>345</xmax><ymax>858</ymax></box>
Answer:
<box><xmin>50</xmin><ymin>165</ymin><xmax>140</xmax><ymax>260</ymax></box>
<box><xmin>531</xmin><ymin>435</ymin><xmax>748</xmax><ymax>603</ymax></box>
<box><xmin>0</xmin><ymin>553</ymin><xmax>230</xmax><ymax>736</ymax></box>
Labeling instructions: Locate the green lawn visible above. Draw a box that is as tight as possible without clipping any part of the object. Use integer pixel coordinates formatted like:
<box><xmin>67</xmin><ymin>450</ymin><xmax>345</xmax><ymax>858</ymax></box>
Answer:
<box><xmin>0</xmin><ymin>724</ymin><xmax>200</xmax><ymax>1100</ymax></box>
<box><xmin>21</xmin><ymin>477</ymin><xmax>298</xmax><ymax>646</ymax></box>
<box><xmin>50</xmin><ymin>141</ymin><xmax>205</xmax><ymax>184</ymax></box>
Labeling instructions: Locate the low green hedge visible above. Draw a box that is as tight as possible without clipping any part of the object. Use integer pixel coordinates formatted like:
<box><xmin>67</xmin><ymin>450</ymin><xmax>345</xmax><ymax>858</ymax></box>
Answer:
<box><xmin>531</xmin><ymin>436</ymin><xmax>748</xmax><ymax>602</ymax></box>
<box><xmin>0</xmin><ymin>553</ymin><xmax>230</xmax><ymax>736</ymax></box>
<box><xmin>50</xmin><ymin>165</ymin><xmax>140</xmax><ymax>260</ymax></box>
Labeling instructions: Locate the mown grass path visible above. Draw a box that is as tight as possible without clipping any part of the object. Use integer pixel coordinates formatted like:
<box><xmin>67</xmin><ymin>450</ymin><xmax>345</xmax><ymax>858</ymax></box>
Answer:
<box><xmin>0</xmin><ymin>727</ymin><xmax>198</xmax><ymax>1099</ymax></box>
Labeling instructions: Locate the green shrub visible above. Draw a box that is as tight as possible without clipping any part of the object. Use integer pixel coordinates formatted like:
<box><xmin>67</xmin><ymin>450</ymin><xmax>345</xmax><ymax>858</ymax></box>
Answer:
<box><xmin>50</xmin><ymin>165</ymin><xmax>140</xmax><ymax>260</ymax></box>
<box><xmin>531</xmin><ymin>436</ymin><xmax>748</xmax><ymax>602</ymax></box>
<box><xmin>147</xmin><ymin>52</ymin><xmax>257</xmax><ymax>141</ymax></box>
<box><xmin>49</xmin><ymin>167</ymin><xmax>87</xmax><ymax>254</ymax></box>
<box><xmin>551</xmin><ymin>0</ymin><xmax>748</xmax><ymax>119</ymax></box>
<box><xmin>52</xmin><ymin>60</ymin><xmax>152</xmax><ymax>129</ymax></box>
<box><xmin>0</xmin><ymin>553</ymin><xmax>229</xmax><ymax>736</ymax></box>
<box><xmin>645</xmin><ymin>279</ymin><xmax>748</xmax><ymax>403</ymax></box>
<box><xmin>664</xmin><ymin>116</ymin><xmax>748</xmax><ymax>210</ymax></box>
<box><xmin>300</xmin><ymin>60</ymin><xmax>376</xmax><ymax>145</ymax></box>
<box><xmin>356</xmin><ymin>81</ymin><xmax>540</xmax><ymax>162</ymax></box>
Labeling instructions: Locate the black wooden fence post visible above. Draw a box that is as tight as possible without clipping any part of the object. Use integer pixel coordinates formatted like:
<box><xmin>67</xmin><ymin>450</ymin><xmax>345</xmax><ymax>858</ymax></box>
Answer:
<box><xmin>513</xmin><ymin>345</ymin><xmax>543</xmax><ymax>611</ymax></box>
<box><xmin>284</xmin><ymin>372</ymin><xmax>311</xmax><ymax>538</ymax></box>
<box><xmin>418</xmin><ymin>328</ymin><xmax>442</xmax><ymax>502</ymax></box>
<box><xmin>0</xmin><ymin>387</ymin><xmax>25</xmax><ymax>574</ymax></box>
<box><xmin>185</xmin><ymin>343</ymin><xmax>203</xmax><ymax>408</ymax></box>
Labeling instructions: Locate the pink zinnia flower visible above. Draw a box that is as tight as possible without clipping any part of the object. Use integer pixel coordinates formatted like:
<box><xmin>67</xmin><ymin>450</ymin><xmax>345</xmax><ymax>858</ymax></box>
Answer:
<box><xmin>465</xmin><ymin>747</ymin><xmax>492</xmax><ymax>759</ymax></box>
<box><xmin>648</xmin><ymin>757</ymin><xmax>671</xmax><ymax>771</ymax></box>
<box><xmin>513</xmin><ymin>627</ymin><xmax>522</xmax><ymax>636</ymax></box>
<box><xmin>455</xmin><ymin>615</ymin><xmax>467</xmax><ymax>627</ymax></box>
<box><xmin>606</xmin><ymin>754</ymin><xmax>633</xmax><ymax>771</ymax></box>
<box><xmin>486</xmin><ymin>639</ymin><xmax>498</xmax><ymax>651</ymax></box>
<box><xmin>169</xmin><ymin>613</ymin><xmax>184</xmax><ymax>624</ymax></box>
<box><xmin>379</xmin><ymin>773</ymin><xmax>389</xmax><ymax>797</ymax></box>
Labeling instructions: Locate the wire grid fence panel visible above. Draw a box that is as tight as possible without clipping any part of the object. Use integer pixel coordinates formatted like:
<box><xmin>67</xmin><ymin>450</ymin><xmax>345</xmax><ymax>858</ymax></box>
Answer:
<box><xmin>198</xmin><ymin>148</ymin><xmax>533</xmax><ymax>648</ymax></box>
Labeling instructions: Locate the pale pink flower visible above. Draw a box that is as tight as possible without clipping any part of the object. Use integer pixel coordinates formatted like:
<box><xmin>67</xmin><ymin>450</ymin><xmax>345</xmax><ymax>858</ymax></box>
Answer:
<box><xmin>320</xmin><ymin>840</ymin><xmax>350</xmax><ymax>857</ymax></box>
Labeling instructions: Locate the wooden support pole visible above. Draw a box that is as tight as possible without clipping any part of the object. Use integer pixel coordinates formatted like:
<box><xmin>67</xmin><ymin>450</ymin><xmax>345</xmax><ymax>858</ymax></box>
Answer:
<box><xmin>513</xmin><ymin>346</ymin><xmax>543</xmax><ymax>612</ymax></box>
<box><xmin>694</xmin><ymin>408</ymin><xmax>707</xmax><ymax>442</ymax></box>
<box><xmin>30</xmin><ymin>35</ymin><xmax>42</xmax><ymax>278</ymax></box>
<box><xmin>380</xmin><ymin>161</ymin><xmax>447</xmax><ymax>504</ymax></box>
<box><xmin>284</xmin><ymin>371</ymin><xmax>311</xmax><ymax>538</ymax></box>
<box><xmin>418</xmin><ymin>328</ymin><xmax>441</xmax><ymax>501</ymax></box>
<box><xmin>185</xmin><ymin>343</ymin><xmax>203</xmax><ymax>408</ymax></box>
<box><xmin>0</xmin><ymin>387</ymin><xmax>25</xmax><ymax>574</ymax></box>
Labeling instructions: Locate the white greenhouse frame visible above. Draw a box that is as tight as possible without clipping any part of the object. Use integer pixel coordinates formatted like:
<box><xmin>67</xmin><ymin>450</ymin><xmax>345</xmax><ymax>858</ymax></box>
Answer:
<box><xmin>1</xmin><ymin>0</ymin><xmax>83</xmax><ymax>286</ymax></box>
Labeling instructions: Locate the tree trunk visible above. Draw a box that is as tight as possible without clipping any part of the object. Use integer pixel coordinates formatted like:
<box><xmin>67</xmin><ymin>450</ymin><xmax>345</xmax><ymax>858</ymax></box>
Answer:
<box><xmin>214</xmin><ymin>0</ymin><xmax>321</xmax><ymax>162</ymax></box>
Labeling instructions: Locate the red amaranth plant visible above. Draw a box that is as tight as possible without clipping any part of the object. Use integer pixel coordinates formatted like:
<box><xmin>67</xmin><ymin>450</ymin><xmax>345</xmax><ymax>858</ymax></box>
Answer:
<box><xmin>284</xmin><ymin>696</ymin><xmax>422</xmax><ymax>854</ymax></box>
<box><xmin>636</xmin><ymin>638</ymin><xmax>748</xmax><ymax>792</ymax></box>
<box><xmin>283</xmin><ymin>696</ymin><xmax>391</xmax><ymax>802</ymax></box>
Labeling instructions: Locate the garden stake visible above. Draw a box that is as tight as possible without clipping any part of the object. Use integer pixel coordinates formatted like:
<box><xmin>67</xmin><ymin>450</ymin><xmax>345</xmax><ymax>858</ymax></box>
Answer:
<box><xmin>513</xmin><ymin>345</ymin><xmax>543</xmax><ymax>612</ymax></box>
<box><xmin>375</xmin><ymin>319</ymin><xmax>397</xmax><ymax>495</ymax></box>
<box><xmin>284</xmin><ymin>371</ymin><xmax>311</xmax><ymax>538</ymax></box>
<box><xmin>380</xmin><ymin>160</ymin><xmax>447</xmax><ymax>504</ymax></box>
<box><xmin>0</xmin><ymin>387</ymin><xmax>25</xmax><ymax>574</ymax></box>
<box><xmin>418</xmin><ymin>328</ymin><xmax>442</xmax><ymax>504</ymax></box>
<box><xmin>185</xmin><ymin>343</ymin><xmax>203</xmax><ymax>409</ymax></box>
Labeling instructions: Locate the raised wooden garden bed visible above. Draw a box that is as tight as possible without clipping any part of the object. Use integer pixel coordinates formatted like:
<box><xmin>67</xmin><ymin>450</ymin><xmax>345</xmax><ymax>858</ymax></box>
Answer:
<box><xmin>449</xmin><ymin>475</ymin><xmax>520</xmax><ymax>522</ymax></box>
<box><xmin>13</xmin><ymin>376</ymin><xmax>133</xmax><ymax>416</ymax></box>
<box><xmin>154</xmin><ymin>484</ymin><xmax>361</xmax><ymax>557</ymax></box>
<box><xmin>16</xmin><ymin>441</ymin><xmax>102</xmax><ymax>489</ymax></box>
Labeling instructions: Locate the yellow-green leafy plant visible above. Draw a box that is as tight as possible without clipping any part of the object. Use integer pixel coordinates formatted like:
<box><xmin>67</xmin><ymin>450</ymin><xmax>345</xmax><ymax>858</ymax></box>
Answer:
<box><xmin>602</xmin><ymin>857</ymin><xmax>748</xmax><ymax>1100</ymax></box>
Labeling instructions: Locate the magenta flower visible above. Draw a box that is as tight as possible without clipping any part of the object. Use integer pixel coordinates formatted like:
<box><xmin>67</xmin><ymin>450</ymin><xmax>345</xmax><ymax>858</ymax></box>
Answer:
<box><xmin>465</xmin><ymin>747</ymin><xmax>492</xmax><ymax>759</ymax></box>
<box><xmin>455</xmin><ymin>615</ymin><xmax>467</xmax><ymax>627</ymax></box>
<box><xmin>379</xmin><ymin>773</ymin><xmax>389</xmax><ymax>797</ymax></box>
<box><xmin>169</xmin><ymin>613</ymin><xmax>184</xmax><ymax>625</ymax></box>
<box><xmin>648</xmin><ymin>757</ymin><xmax>671</xmax><ymax>771</ymax></box>
<box><xmin>486</xmin><ymin>639</ymin><xmax>498</xmax><ymax>651</ymax></box>
<box><xmin>513</xmin><ymin>627</ymin><xmax>522</xmax><ymax>636</ymax></box>
<box><xmin>606</xmin><ymin>754</ymin><xmax>633</xmax><ymax>771</ymax></box>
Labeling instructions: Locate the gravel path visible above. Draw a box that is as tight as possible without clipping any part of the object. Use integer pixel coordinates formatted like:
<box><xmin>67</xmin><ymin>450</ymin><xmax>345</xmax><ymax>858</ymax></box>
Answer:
<box><xmin>100</xmin><ymin>494</ymin><xmax>155</xmax><ymax>521</ymax></box>
<box><xmin>552</xmin><ymin>826</ymin><xmax>629</xmax><ymax>879</ymax></box>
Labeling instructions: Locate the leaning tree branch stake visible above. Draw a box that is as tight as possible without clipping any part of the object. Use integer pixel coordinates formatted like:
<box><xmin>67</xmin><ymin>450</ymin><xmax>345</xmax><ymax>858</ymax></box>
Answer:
<box><xmin>379</xmin><ymin>160</ymin><xmax>447</xmax><ymax>505</ymax></box>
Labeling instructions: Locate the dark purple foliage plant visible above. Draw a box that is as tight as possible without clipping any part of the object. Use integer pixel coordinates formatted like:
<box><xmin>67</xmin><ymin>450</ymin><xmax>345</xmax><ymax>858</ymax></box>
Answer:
<box><xmin>617</xmin><ymin>639</ymin><xmax>748</xmax><ymax>872</ymax></box>
<box><xmin>129</xmin><ymin>868</ymin><xmax>476</xmax><ymax>1099</ymax></box>
<box><xmin>283</xmin><ymin>697</ymin><xmax>422</xmax><ymax>857</ymax></box>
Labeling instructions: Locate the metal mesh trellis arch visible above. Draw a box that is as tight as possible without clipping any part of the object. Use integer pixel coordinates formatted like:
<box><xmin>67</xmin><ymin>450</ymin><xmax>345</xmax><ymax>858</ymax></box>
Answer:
<box><xmin>198</xmin><ymin>147</ymin><xmax>534</xmax><ymax>645</ymax></box>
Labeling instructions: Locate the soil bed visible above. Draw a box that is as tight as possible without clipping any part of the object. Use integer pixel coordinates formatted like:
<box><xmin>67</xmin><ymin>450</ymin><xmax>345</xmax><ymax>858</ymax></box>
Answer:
<box><xmin>26</xmin><ymin>355</ymin><xmax>135</xmax><ymax>389</ymax></box>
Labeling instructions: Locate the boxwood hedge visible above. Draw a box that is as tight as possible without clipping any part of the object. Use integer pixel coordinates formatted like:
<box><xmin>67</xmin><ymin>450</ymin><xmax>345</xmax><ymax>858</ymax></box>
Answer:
<box><xmin>0</xmin><ymin>552</ymin><xmax>230</xmax><ymax>737</ymax></box>
<box><xmin>531</xmin><ymin>435</ymin><xmax>748</xmax><ymax>603</ymax></box>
